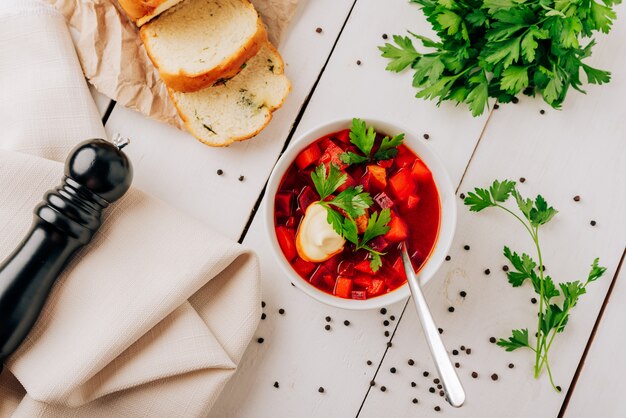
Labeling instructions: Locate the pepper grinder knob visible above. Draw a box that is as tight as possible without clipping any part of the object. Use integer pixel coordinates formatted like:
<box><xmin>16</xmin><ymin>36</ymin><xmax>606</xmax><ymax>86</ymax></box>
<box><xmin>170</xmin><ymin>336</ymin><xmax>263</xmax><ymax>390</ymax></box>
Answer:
<box><xmin>0</xmin><ymin>137</ymin><xmax>133</xmax><ymax>370</ymax></box>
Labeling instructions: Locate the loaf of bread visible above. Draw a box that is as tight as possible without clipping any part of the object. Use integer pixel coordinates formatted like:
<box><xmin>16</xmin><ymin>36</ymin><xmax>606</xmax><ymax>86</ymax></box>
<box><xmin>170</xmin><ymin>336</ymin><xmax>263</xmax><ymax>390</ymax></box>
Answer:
<box><xmin>169</xmin><ymin>43</ymin><xmax>290</xmax><ymax>146</ymax></box>
<box><xmin>140</xmin><ymin>0</ymin><xmax>268</xmax><ymax>92</ymax></box>
<box><xmin>117</xmin><ymin>0</ymin><xmax>184</xmax><ymax>26</ymax></box>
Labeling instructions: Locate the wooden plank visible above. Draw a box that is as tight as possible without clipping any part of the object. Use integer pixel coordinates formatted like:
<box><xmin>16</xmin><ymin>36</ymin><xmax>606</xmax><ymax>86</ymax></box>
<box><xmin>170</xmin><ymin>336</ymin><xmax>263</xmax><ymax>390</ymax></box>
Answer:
<box><xmin>561</xmin><ymin>250</ymin><xmax>625</xmax><ymax>418</ymax></box>
<box><xmin>359</xmin><ymin>4</ymin><xmax>626</xmax><ymax>416</ymax></box>
<box><xmin>209</xmin><ymin>0</ymin><xmax>491</xmax><ymax>415</ymax></box>
<box><xmin>103</xmin><ymin>0</ymin><xmax>356</xmax><ymax>241</ymax></box>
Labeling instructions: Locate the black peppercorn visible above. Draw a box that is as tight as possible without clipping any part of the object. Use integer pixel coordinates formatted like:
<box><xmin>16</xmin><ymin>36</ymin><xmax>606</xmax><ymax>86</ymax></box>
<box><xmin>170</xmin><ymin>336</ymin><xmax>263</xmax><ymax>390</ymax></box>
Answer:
<box><xmin>318</xmin><ymin>387</ymin><xmax>324</xmax><ymax>393</ymax></box>
<box><xmin>556</xmin><ymin>385</ymin><xmax>562</xmax><ymax>392</ymax></box>
<box><xmin>380</xmin><ymin>308</ymin><xmax>387</xmax><ymax>315</ymax></box>
<box><xmin>459</xmin><ymin>193</ymin><xmax>466</xmax><ymax>199</ymax></box>
<box><xmin>574</xmin><ymin>195</ymin><xmax>581</xmax><ymax>202</ymax></box>
<box><xmin>531</xmin><ymin>297</ymin><xmax>537</xmax><ymax>304</ymax></box>
<box><xmin>217</xmin><ymin>169</ymin><xmax>223</xmax><ymax>175</ymax></box>
<box><xmin>325</xmin><ymin>316</ymin><xmax>331</xmax><ymax>322</ymax></box>
<box><xmin>325</xmin><ymin>325</ymin><xmax>331</xmax><ymax>331</ymax></box>
<box><xmin>273</xmin><ymin>381</ymin><xmax>279</xmax><ymax>388</ymax></box>
<box><xmin>434</xmin><ymin>406</ymin><xmax>441</xmax><ymax>412</ymax></box>
<box><xmin>412</xmin><ymin>398</ymin><xmax>418</xmax><ymax>404</ymax></box>
<box><xmin>423</xmin><ymin>133</ymin><xmax>430</xmax><ymax>139</ymax></box>
<box><xmin>408</xmin><ymin>359</ymin><xmax>415</xmax><ymax>366</ymax></box>
<box><xmin>460</xmin><ymin>345</ymin><xmax>466</xmax><ymax>351</ymax></box>
<box><xmin>460</xmin><ymin>291</ymin><xmax>467</xmax><ymax>297</ymax></box>
<box><xmin>387</xmin><ymin>342</ymin><xmax>392</xmax><ymax>348</ymax></box>
<box><xmin>238</xmin><ymin>175</ymin><xmax>245</xmax><ymax>182</ymax></box>
<box><xmin>445</xmin><ymin>255</ymin><xmax>451</xmax><ymax>261</ymax></box>
<box><xmin>382</xmin><ymin>33</ymin><xmax>388</xmax><ymax>39</ymax></box>
<box><xmin>491</xmin><ymin>373</ymin><xmax>499</xmax><ymax>381</ymax></box>
<box><xmin>257</xmin><ymin>337</ymin><xmax>264</xmax><ymax>344</ymax></box>
<box><xmin>452</xmin><ymin>350</ymin><xmax>459</xmax><ymax>355</ymax></box>
<box><xmin>367</xmin><ymin>360</ymin><xmax>372</xmax><ymax>366</ymax></box>
<box><xmin>508</xmin><ymin>363</ymin><xmax>514</xmax><ymax>369</ymax></box>
<box><xmin>503</xmin><ymin>265</ymin><xmax>509</xmax><ymax>271</ymax></box>
<box><xmin>471</xmin><ymin>372</ymin><xmax>478</xmax><ymax>378</ymax></box>
<box><xmin>261</xmin><ymin>301</ymin><xmax>266</xmax><ymax>308</ymax></box>
<box><xmin>455</xmin><ymin>362</ymin><xmax>460</xmax><ymax>368</ymax></box>
<box><xmin>390</xmin><ymin>367</ymin><xmax>396</xmax><ymax>374</ymax></box>
<box><xmin>448</xmin><ymin>307</ymin><xmax>455</xmax><ymax>313</ymax></box>
<box><xmin>438</xmin><ymin>328</ymin><xmax>443</xmax><ymax>334</ymax></box>
<box><xmin>540</xmin><ymin>109</ymin><xmax>545</xmax><ymax>115</ymax></box>
<box><xmin>464</xmin><ymin>245</ymin><xmax>470</xmax><ymax>250</ymax></box>
<box><xmin>512</xmin><ymin>96</ymin><xmax>519</xmax><ymax>104</ymax></box>
<box><xmin>466</xmin><ymin>348</ymin><xmax>472</xmax><ymax>355</ymax></box>
<box><xmin>519</xmin><ymin>177</ymin><xmax>526</xmax><ymax>183</ymax></box>
<box><xmin>316</xmin><ymin>27</ymin><xmax>322</xmax><ymax>33</ymax></box>
<box><xmin>433</xmin><ymin>378</ymin><xmax>440</xmax><ymax>384</ymax></box>
<box><xmin>439</xmin><ymin>390</ymin><xmax>445</xmax><ymax>396</ymax></box>
<box><xmin>494</xmin><ymin>103</ymin><xmax>500</xmax><ymax>109</ymax></box>
<box><xmin>380</xmin><ymin>386</ymin><xmax>386</xmax><ymax>392</ymax></box>
<box><xmin>429</xmin><ymin>387</ymin><xmax>435</xmax><ymax>393</ymax></box>
<box><xmin>591</xmin><ymin>220</ymin><xmax>597</xmax><ymax>226</ymax></box>
<box><xmin>278</xmin><ymin>308</ymin><xmax>285</xmax><ymax>315</ymax></box>
<box><xmin>411</xmin><ymin>381</ymin><xmax>417</xmax><ymax>387</ymax></box>
<box><xmin>370</xmin><ymin>380</ymin><xmax>376</xmax><ymax>386</ymax></box>
<box><xmin>384</xmin><ymin>331</ymin><xmax>390</xmax><ymax>337</ymax></box>
<box><xmin>261</xmin><ymin>313</ymin><xmax>266</xmax><ymax>320</ymax></box>
<box><xmin>484</xmin><ymin>268</ymin><xmax>491</xmax><ymax>275</ymax></box>
<box><xmin>390</xmin><ymin>315</ymin><xmax>395</xmax><ymax>321</ymax></box>
<box><xmin>490</xmin><ymin>337</ymin><xmax>496</xmax><ymax>343</ymax></box>
<box><xmin>344</xmin><ymin>320</ymin><xmax>350</xmax><ymax>326</ymax></box>
<box><xmin>356</xmin><ymin>60</ymin><xmax>362</xmax><ymax>65</ymax></box>
<box><xmin>383</xmin><ymin>320</ymin><xmax>390</xmax><ymax>326</ymax></box>
<box><xmin>423</xmin><ymin>371</ymin><xmax>429</xmax><ymax>377</ymax></box>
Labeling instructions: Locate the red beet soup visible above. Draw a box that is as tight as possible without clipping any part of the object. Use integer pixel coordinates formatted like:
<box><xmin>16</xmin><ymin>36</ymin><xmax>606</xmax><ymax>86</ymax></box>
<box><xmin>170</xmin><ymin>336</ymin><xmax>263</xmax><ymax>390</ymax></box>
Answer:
<box><xmin>274</xmin><ymin>127</ymin><xmax>441</xmax><ymax>300</ymax></box>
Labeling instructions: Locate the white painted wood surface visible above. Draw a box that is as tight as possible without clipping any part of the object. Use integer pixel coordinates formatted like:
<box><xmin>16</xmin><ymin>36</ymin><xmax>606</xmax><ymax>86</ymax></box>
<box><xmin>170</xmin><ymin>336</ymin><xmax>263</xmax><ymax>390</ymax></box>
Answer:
<box><xmin>92</xmin><ymin>0</ymin><xmax>626</xmax><ymax>416</ymax></box>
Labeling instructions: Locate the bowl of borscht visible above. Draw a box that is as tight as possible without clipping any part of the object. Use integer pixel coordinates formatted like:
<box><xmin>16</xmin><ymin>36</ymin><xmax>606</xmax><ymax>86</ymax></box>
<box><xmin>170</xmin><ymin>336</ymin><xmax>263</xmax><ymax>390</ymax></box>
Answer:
<box><xmin>265</xmin><ymin>118</ymin><xmax>456</xmax><ymax>310</ymax></box>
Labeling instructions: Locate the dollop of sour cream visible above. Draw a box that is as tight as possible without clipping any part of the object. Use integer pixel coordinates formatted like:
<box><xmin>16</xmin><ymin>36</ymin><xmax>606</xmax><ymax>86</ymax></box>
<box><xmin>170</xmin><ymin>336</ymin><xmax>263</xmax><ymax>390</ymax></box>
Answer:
<box><xmin>296</xmin><ymin>202</ymin><xmax>345</xmax><ymax>262</ymax></box>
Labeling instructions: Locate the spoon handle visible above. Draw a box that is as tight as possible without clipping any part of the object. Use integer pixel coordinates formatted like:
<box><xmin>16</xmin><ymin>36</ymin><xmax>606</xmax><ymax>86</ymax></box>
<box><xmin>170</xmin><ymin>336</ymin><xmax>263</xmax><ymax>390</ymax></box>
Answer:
<box><xmin>401</xmin><ymin>247</ymin><xmax>466</xmax><ymax>408</ymax></box>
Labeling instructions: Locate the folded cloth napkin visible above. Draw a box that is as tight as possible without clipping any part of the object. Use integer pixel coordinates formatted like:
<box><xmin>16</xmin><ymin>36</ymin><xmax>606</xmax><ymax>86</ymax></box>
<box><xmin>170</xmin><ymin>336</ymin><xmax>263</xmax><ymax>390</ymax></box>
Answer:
<box><xmin>0</xmin><ymin>1</ymin><xmax>261</xmax><ymax>417</ymax></box>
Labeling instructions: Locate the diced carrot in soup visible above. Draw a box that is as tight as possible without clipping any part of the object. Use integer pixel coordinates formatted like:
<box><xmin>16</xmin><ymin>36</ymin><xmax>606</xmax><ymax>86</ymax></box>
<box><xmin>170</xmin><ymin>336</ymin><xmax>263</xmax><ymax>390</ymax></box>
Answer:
<box><xmin>336</xmin><ymin>172</ymin><xmax>357</xmax><ymax>192</ymax></box>
<box><xmin>295</xmin><ymin>144</ymin><xmax>322</xmax><ymax>170</ymax></box>
<box><xmin>276</xmin><ymin>227</ymin><xmax>297</xmax><ymax>261</ymax></box>
<box><xmin>411</xmin><ymin>159</ymin><xmax>432</xmax><ymax>183</ymax></box>
<box><xmin>354</xmin><ymin>275</ymin><xmax>373</xmax><ymax>288</ymax></box>
<box><xmin>389</xmin><ymin>169</ymin><xmax>416</xmax><ymax>201</ymax></box>
<box><xmin>319</xmin><ymin>143</ymin><xmax>347</xmax><ymax>170</ymax></box>
<box><xmin>334</xmin><ymin>277</ymin><xmax>353</xmax><ymax>298</ymax></box>
<box><xmin>366</xmin><ymin>165</ymin><xmax>387</xmax><ymax>190</ymax></box>
<box><xmin>384</xmin><ymin>215</ymin><xmax>409</xmax><ymax>242</ymax></box>
<box><xmin>407</xmin><ymin>194</ymin><xmax>421</xmax><ymax>209</ymax></box>
<box><xmin>367</xmin><ymin>279</ymin><xmax>386</xmax><ymax>297</ymax></box>
<box><xmin>355</xmin><ymin>260</ymin><xmax>374</xmax><ymax>274</ymax></box>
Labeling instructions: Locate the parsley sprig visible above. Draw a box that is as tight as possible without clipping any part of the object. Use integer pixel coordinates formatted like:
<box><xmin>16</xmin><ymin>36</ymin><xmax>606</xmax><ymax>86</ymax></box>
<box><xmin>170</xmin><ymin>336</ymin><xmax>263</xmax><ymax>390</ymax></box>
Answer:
<box><xmin>379</xmin><ymin>0</ymin><xmax>618</xmax><ymax>116</ymax></box>
<box><xmin>310</xmin><ymin>163</ymin><xmax>391</xmax><ymax>271</ymax></box>
<box><xmin>340</xmin><ymin>118</ymin><xmax>405</xmax><ymax>165</ymax></box>
<box><xmin>464</xmin><ymin>179</ymin><xmax>606</xmax><ymax>391</ymax></box>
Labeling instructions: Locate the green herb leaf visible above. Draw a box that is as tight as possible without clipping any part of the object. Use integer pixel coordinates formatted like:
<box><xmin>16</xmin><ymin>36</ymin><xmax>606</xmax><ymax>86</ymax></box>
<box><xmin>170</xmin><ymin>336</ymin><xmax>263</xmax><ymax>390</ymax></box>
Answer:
<box><xmin>497</xmin><ymin>329</ymin><xmax>530</xmax><ymax>351</ymax></box>
<box><xmin>361</xmin><ymin>208</ymin><xmax>392</xmax><ymax>246</ymax></box>
<box><xmin>311</xmin><ymin>163</ymin><xmax>346</xmax><ymax>200</ymax></box>
<box><xmin>330</xmin><ymin>186</ymin><xmax>373</xmax><ymax>219</ymax></box>
<box><xmin>378</xmin><ymin>35</ymin><xmax>421</xmax><ymax>72</ymax></box>
<box><xmin>374</xmin><ymin>134</ymin><xmax>405</xmax><ymax>160</ymax></box>
<box><xmin>348</xmin><ymin>118</ymin><xmax>377</xmax><ymax>157</ymax></box>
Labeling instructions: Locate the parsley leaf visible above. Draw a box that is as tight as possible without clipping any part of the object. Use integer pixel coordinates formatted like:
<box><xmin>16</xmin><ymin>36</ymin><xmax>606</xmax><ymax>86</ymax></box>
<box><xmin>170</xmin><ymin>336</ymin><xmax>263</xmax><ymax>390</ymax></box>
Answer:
<box><xmin>497</xmin><ymin>329</ymin><xmax>530</xmax><ymax>351</ymax></box>
<box><xmin>374</xmin><ymin>134</ymin><xmax>405</xmax><ymax>160</ymax></box>
<box><xmin>340</xmin><ymin>119</ymin><xmax>405</xmax><ymax>166</ymax></box>
<box><xmin>330</xmin><ymin>186</ymin><xmax>373</xmax><ymax>219</ymax></box>
<box><xmin>378</xmin><ymin>35</ymin><xmax>421</xmax><ymax>72</ymax></box>
<box><xmin>349</xmin><ymin>118</ymin><xmax>377</xmax><ymax>158</ymax></box>
<box><xmin>361</xmin><ymin>209</ymin><xmax>392</xmax><ymax>246</ymax></box>
<box><xmin>311</xmin><ymin>163</ymin><xmax>346</xmax><ymax>200</ymax></box>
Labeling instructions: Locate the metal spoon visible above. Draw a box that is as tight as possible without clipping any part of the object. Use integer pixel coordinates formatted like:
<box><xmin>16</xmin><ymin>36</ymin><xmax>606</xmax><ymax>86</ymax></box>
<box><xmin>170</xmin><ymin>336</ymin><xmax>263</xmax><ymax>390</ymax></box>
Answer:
<box><xmin>401</xmin><ymin>244</ymin><xmax>466</xmax><ymax>407</ymax></box>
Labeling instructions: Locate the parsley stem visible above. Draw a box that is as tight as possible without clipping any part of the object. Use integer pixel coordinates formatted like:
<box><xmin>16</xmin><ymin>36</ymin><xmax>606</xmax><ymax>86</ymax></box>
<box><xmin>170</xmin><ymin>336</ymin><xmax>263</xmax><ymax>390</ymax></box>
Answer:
<box><xmin>533</xmin><ymin>227</ymin><xmax>546</xmax><ymax>378</ymax></box>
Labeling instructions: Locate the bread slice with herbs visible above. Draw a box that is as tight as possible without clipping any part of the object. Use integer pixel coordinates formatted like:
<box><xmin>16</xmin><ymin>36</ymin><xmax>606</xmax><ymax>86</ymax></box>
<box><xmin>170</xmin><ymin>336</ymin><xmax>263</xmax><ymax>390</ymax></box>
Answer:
<box><xmin>140</xmin><ymin>0</ymin><xmax>268</xmax><ymax>92</ymax></box>
<box><xmin>170</xmin><ymin>43</ymin><xmax>291</xmax><ymax>146</ymax></box>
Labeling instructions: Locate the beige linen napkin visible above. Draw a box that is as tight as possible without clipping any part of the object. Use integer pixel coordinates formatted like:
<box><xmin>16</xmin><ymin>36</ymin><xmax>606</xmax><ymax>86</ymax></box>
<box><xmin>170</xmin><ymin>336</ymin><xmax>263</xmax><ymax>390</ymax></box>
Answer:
<box><xmin>0</xmin><ymin>1</ymin><xmax>260</xmax><ymax>416</ymax></box>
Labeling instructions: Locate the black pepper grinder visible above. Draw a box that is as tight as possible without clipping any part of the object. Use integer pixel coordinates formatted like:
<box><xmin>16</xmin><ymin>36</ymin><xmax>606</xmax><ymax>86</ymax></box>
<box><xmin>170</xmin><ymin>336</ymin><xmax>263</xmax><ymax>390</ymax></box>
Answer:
<box><xmin>0</xmin><ymin>136</ymin><xmax>133</xmax><ymax>371</ymax></box>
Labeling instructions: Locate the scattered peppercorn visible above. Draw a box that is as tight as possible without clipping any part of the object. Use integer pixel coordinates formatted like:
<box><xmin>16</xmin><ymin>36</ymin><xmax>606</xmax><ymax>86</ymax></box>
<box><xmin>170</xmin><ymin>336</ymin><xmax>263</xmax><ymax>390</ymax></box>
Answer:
<box><xmin>460</xmin><ymin>345</ymin><xmax>466</xmax><ymax>351</ymax></box>
<box><xmin>494</xmin><ymin>104</ymin><xmax>500</xmax><ymax>109</ymax></box>
<box><xmin>325</xmin><ymin>316</ymin><xmax>331</xmax><ymax>322</ymax></box>
<box><xmin>445</xmin><ymin>255</ymin><xmax>451</xmax><ymax>261</ymax></box>
<box><xmin>471</xmin><ymin>372</ymin><xmax>478</xmax><ymax>378</ymax></box>
<box><xmin>455</xmin><ymin>362</ymin><xmax>460</xmax><ymax>368</ymax></box>
<box><xmin>411</xmin><ymin>381</ymin><xmax>417</xmax><ymax>387</ymax></box>
<box><xmin>261</xmin><ymin>313</ymin><xmax>266</xmax><ymax>320</ymax></box>
<box><xmin>384</xmin><ymin>320</ymin><xmax>390</xmax><ymax>326</ymax></box>
<box><xmin>257</xmin><ymin>337</ymin><xmax>264</xmax><ymax>344</ymax></box>
<box><xmin>238</xmin><ymin>175</ymin><xmax>245</xmax><ymax>182</ymax></box>
<box><xmin>279</xmin><ymin>308</ymin><xmax>285</xmax><ymax>315</ymax></box>
<box><xmin>356</xmin><ymin>60</ymin><xmax>362</xmax><ymax>65</ymax></box>
<box><xmin>503</xmin><ymin>265</ymin><xmax>509</xmax><ymax>271</ymax></box>
<box><xmin>452</xmin><ymin>350</ymin><xmax>459</xmax><ymax>355</ymax></box>
<box><xmin>434</xmin><ymin>406</ymin><xmax>441</xmax><ymax>412</ymax></box>
<box><xmin>423</xmin><ymin>133</ymin><xmax>430</xmax><ymax>139</ymax></box>
<box><xmin>423</xmin><ymin>371</ymin><xmax>430</xmax><ymax>377</ymax></box>
<box><xmin>464</xmin><ymin>245</ymin><xmax>470</xmax><ymax>250</ymax></box>
<box><xmin>429</xmin><ymin>387</ymin><xmax>436</xmax><ymax>393</ymax></box>
<box><xmin>556</xmin><ymin>386</ymin><xmax>562</xmax><ymax>392</ymax></box>
<box><xmin>384</xmin><ymin>331</ymin><xmax>390</xmax><ymax>337</ymax></box>
<box><xmin>512</xmin><ymin>97</ymin><xmax>519</xmax><ymax>104</ymax></box>
<box><xmin>380</xmin><ymin>308</ymin><xmax>387</xmax><ymax>315</ymax></box>
<box><xmin>408</xmin><ymin>359</ymin><xmax>415</xmax><ymax>366</ymax></box>
<box><xmin>460</xmin><ymin>291</ymin><xmax>467</xmax><ymax>297</ymax></box>
<box><xmin>574</xmin><ymin>195</ymin><xmax>581</xmax><ymax>202</ymax></box>
<box><xmin>370</xmin><ymin>380</ymin><xmax>376</xmax><ymax>386</ymax></box>
<box><xmin>484</xmin><ymin>268</ymin><xmax>491</xmax><ymax>275</ymax></box>
<box><xmin>315</xmin><ymin>27</ymin><xmax>322</xmax><ymax>33</ymax></box>
<box><xmin>540</xmin><ymin>109</ymin><xmax>545</xmax><ymax>115</ymax></box>
<box><xmin>318</xmin><ymin>387</ymin><xmax>325</xmax><ymax>393</ymax></box>
<box><xmin>466</xmin><ymin>348</ymin><xmax>472</xmax><ymax>355</ymax></box>
<box><xmin>519</xmin><ymin>177</ymin><xmax>526</xmax><ymax>183</ymax></box>
<box><xmin>459</xmin><ymin>193</ymin><xmax>466</xmax><ymax>199</ymax></box>
<box><xmin>382</xmin><ymin>33</ymin><xmax>388</xmax><ymax>39</ymax></box>
<box><xmin>508</xmin><ymin>363</ymin><xmax>514</xmax><ymax>369</ymax></box>
<box><xmin>438</xmin><ymin>328</ymin><xmax>443</xmax><ymax>334</ymax></box>
<box><xmin>367</xmin><ymin>360</ymin><xmax>372</xmax><ymax>366</ymax></box>
<box><xmin>412</xmin><ymin>398</ymin><xmax>418</xmax><ymax>404</ymax></box>
<box><xmin>491</xmin><ymin>373</ymin><xmax>499</xmax><ymax>381</ymax></box>
<box><xmin>433</xmin><ymin>378</ymin><xmax>440</xmax><ymax>384</ymax></box>
<box><xmin>591</xmin><ymin>220</ymin><xmax>597</xmax><ymax>226</ymax></box>
<box><xmin>448</xmin><ymin>307</ymin><xmax>455</xmax><ymax>313</ymax></box>
<box><xmin>490</xmin><ymin>337</ymin><xmax>496</xmax><ymax>343</ymax></box>
<box><xmin>274</xmin><ymin>381</ymin><xmax>279</xmax><ymax>388</ymax></box>
<box><xmin>531</xmin><ymin>297</ymin><xmax>537</xmax><ymax>304</ymax></box>
<box><xmin>380</xmin><ymin>386</ymin><xmax>386</xmax><ymax>392</ymax></box>
<box><xmin>439</xmin><ymin>390</ymin><xmax>445</xmax><ymax>396</ymax></box>
<box><xmin>390</xmin><ymin>315</ymin><xmax>396</xmax><ymax>321</ymax></box>
<box><xmin>344</xmin><ymin>320</ymin><xmax>350</xmax><ymax>326</ymax></box>
<box><xmin>387</xmin><ymin>342</ymin><xmax>393</xmax><ymax>348</ymax></box>
<box><xmin>389</xmin><ymin>367</ymin><xmax>397</xmax><ymax>374</ymax></box>
<box><xmin>217</xmin><ymin>169</ymin><xmax>223</xmax><ymax>175</ymax></box>
<box><xmin>325</xmin><ymin>325</ymin><xmax>331</xmax><ymax>331</ymax></box>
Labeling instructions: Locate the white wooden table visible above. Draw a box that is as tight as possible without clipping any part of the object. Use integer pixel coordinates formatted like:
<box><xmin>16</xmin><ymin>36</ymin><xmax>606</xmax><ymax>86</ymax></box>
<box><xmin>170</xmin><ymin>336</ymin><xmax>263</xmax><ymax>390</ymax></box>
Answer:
<box><xmin>93</xmin><ymin>0</ymin><xmax>626</xmax><ymax>416</ymax></box>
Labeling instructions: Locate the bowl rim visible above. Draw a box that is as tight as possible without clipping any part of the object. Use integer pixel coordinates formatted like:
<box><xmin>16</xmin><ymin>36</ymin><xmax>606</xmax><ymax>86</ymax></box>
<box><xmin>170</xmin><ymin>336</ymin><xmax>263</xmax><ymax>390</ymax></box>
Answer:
<box><xmin>264</xmin><ymin>118</ymin><xmax>457</xmax><ymax>310</ymax></box>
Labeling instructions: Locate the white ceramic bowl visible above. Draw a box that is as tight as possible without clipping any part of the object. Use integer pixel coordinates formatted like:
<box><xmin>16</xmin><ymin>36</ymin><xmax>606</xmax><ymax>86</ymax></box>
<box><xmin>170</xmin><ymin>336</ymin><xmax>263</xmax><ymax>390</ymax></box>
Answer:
<box><xmin>264</xmin><ymin>118</ymin><xmax>457</xmax><ymax>310</ymax></box>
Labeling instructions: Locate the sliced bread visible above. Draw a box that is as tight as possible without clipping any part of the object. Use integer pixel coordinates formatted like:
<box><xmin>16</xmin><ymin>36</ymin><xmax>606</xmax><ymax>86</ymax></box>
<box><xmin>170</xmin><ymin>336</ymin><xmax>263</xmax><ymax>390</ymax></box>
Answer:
<box><xmin>169</xmin><ymin>43</ymin><xmax>291</xmax><ymax>146</ymax></box>
<box><xmin>140</xmin><ymin>0</ymin><xmax>268</xmax><ymax>92</ymax></box>
<box><xmin>117</xmin><ymin>0</ymin><xmax>184</xmax><ymax>26</ymax></box>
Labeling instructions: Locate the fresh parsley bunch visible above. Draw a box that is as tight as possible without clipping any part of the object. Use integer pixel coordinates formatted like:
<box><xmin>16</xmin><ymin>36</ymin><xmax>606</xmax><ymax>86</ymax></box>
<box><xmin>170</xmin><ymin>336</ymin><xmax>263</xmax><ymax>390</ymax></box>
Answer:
<box><xmin>379</xmin><ymin>0</ymin><xmax>619</xmax><ymax>116</ymax></box>
<box><xmin>464</xmin><ymin>180</ymin><xmax>606</xmax><ymax>390</ymax></box>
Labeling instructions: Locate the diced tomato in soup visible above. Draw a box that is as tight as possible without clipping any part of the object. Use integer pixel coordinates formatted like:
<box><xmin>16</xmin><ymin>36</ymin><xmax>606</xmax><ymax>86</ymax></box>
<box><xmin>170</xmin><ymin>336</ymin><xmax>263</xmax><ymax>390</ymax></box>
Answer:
<box><xmin>274</xmin><ymin>128</ymin><xmax>441</xmax><ymax>300</ymax></box>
